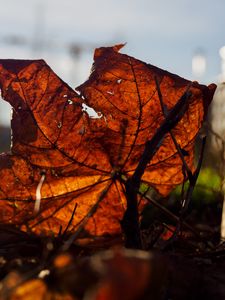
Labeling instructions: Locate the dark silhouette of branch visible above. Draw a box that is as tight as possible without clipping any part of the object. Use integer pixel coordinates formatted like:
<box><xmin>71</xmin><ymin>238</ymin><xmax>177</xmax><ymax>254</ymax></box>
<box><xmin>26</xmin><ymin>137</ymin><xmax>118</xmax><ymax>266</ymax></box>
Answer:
<box><xmin>155</xmin><ymin>77</ymin><xmax>193</xmax><ymax>179</ymax></box>
<box><xmin>121</xmin><ymin>86</ymin><xmax>192</xmax><ymax>249</ymax></box>
<box><xmin>155</xmin><ymin>77</ymin><xmax>206</xmax><ymax>240</ymax></box>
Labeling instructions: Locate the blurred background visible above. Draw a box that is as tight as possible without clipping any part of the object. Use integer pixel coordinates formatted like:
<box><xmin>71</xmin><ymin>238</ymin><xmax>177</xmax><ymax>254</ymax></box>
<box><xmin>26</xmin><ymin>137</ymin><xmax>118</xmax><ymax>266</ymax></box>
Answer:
<box><xmin>0</xmin><ymin>0</ymin><xmax>225</xmax><ymax>150</ymax></box>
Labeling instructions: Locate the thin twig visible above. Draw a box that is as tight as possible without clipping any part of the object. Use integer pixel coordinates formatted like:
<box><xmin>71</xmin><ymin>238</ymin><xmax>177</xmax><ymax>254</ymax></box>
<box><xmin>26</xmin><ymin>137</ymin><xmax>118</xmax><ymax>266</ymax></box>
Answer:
<box><xmin>180</xmin><ymin>136</ymin><xmax>206</xmax><ymax>214</ymax></box>
<box><xmin>119</xmin><ymin>176</ymin><xmax>201</xmax><ymax>238</ymax></box>
<box><xmin>122</xmin><ymin>85</ymin><xmax>192</xmax><ymax>249</ymax></box>
<box><xmin>61</xmin><ymin>203</ymin><xmax>78</xmax><ymax>237</ymax></box>
<box><xmin>131</xmin><ymin>87</ymin><xmax>192</xmax><ymax>184</ymax></box>
<box><xmin>154</xmin><ymin>77</ymin><xmax>207</xmax><ymax>242</ymax></box>
<box><xmin>61</xmin><ymin>182</ymin><xmax>113</xmax><ymax>251</ymax></box>
<box><xmin>140</xmin><ymin>189</ymin><xmax>201</xmax><ymax>237</ymax></box>
<box><xmin>155</xmin><ymin>76</ymin><xmax>193</xmax><ymax>179</ymax></box>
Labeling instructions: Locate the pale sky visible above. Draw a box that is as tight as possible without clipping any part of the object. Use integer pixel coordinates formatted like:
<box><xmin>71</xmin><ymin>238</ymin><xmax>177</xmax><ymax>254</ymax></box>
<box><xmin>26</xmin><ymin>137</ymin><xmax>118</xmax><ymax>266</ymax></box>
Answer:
<box><xmin>0</xmin><ymin>0</ymin><xmax>225</xmax><ymax>125</ymax></box>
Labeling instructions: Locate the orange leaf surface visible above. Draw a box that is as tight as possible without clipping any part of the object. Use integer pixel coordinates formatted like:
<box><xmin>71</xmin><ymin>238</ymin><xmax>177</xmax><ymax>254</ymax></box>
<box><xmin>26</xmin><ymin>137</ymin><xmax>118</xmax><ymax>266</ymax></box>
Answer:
<box><xmin>0</xmin><ymin>45</ymin><xmax>216</xmax><ymax>237</ymax></box>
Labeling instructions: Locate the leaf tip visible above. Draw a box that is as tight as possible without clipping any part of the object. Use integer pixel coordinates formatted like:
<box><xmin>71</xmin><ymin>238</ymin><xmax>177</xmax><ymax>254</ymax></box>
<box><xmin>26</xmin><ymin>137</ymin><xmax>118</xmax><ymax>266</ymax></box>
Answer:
<box><xmin>203</xmin><ymin>83</ymin><xmax>217</xmax><ymax>115</ymax></box>
<box><xmin>208</xmin><ymin>83</ymin><xmax>217</xmax><ymax>97</ymax></box>
<box><xmin>0</xmin><ymin>59</ymin><xmax>46</xmax><ymax>74</ymax></box>
<box><xmin>94</xmin><ymin>43</ymin><xmax>126</xmax><ymax>60</ymax></box>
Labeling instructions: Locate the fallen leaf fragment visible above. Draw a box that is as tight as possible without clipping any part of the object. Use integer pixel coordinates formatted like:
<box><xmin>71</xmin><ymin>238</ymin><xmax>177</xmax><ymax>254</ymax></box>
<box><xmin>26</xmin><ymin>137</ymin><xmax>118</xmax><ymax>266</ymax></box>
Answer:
<box><xmin>9</xmin><ymin>279</ymin><xmax>47</xmax><ymax>300</ymax></box>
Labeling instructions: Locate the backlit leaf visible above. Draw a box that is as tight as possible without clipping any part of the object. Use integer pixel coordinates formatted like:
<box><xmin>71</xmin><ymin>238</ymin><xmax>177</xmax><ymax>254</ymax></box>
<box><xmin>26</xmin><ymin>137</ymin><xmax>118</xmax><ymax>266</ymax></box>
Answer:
<box><xmin>0</xmin><ymin>46</ymin><xmax>216</xmax><ymax>237</ymax></box>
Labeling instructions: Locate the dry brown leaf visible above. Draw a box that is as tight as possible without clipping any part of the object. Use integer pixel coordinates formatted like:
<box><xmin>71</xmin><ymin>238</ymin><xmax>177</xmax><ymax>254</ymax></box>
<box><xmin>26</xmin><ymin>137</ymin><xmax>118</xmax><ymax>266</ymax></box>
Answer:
<box><xmin>0</xmin><ymin>45</ymin><xmax>216</xmax><ymax>237</ymax></box>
